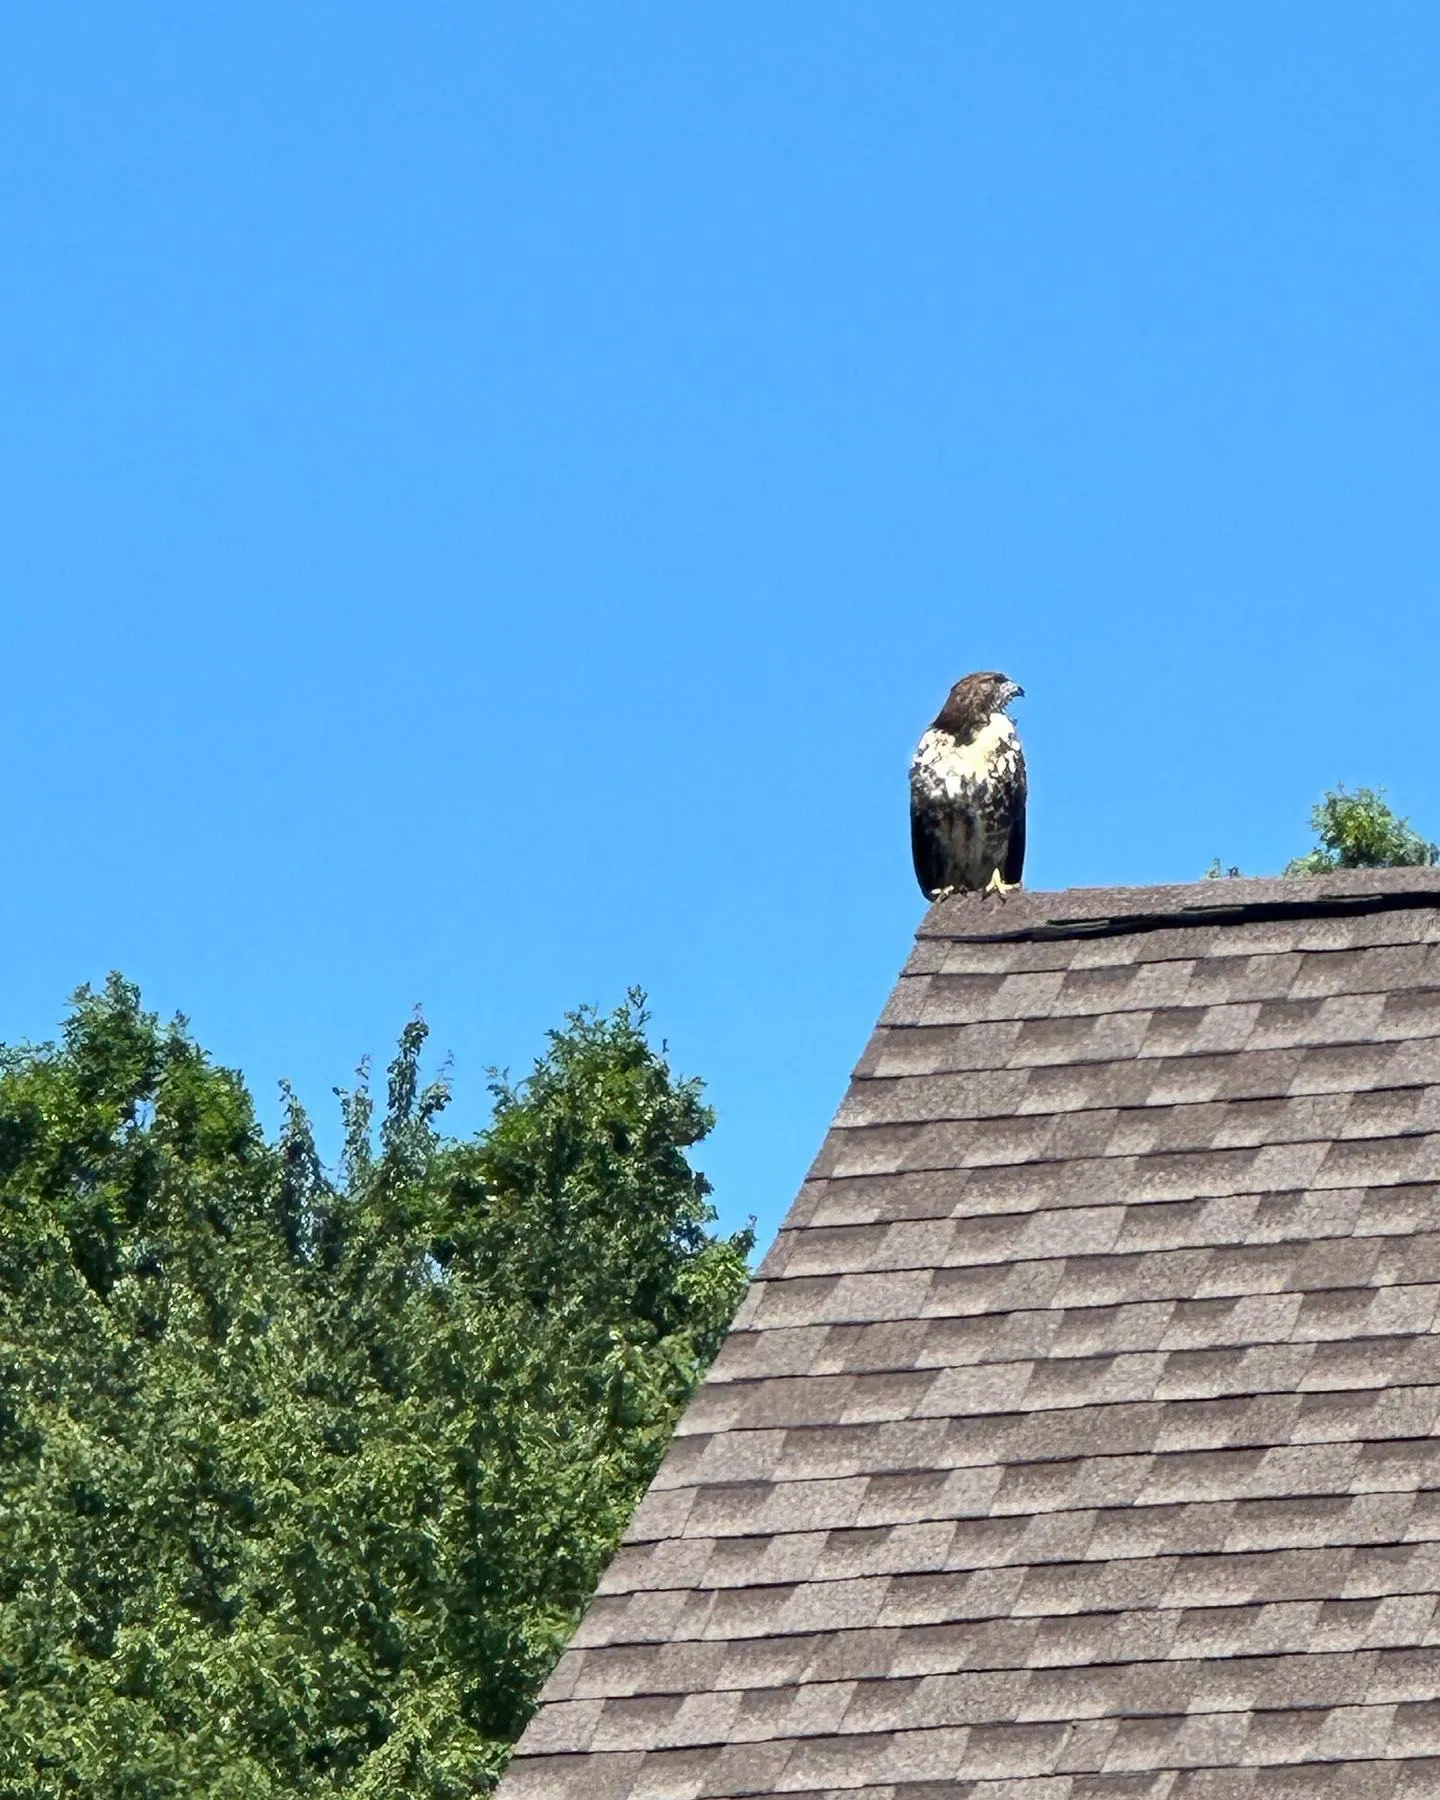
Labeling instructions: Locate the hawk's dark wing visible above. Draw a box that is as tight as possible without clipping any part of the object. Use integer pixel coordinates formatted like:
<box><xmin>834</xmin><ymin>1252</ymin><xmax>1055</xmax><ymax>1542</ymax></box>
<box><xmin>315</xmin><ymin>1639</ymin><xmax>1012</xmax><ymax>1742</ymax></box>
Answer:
<box><xmin>1001</xmin><ymin>777</ymin><xmax>1027</xmax><ymax>887</ymax></box>
<box><xmin>911</xmin><ymin>802</ymin><xmax>951</xmax><ymax>899</ymax></box>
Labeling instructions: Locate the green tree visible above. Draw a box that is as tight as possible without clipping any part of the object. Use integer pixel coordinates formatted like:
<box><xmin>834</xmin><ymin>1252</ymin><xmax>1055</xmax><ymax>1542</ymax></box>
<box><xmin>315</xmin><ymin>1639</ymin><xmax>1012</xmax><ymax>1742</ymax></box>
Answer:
<box><xmin>0</xmin><ymin>977</ymin><xmax>752</xmax><ymax>1798</ymax></box>
<box><xmin>1205</xmin><ymin>785</ymin><xmax>1438</xmax><ymax>880</ymax></box>
<box><xmin>1284</xmin><ymin>784</ymin><xmax>1439</xmax><ymax>875</ymax></box>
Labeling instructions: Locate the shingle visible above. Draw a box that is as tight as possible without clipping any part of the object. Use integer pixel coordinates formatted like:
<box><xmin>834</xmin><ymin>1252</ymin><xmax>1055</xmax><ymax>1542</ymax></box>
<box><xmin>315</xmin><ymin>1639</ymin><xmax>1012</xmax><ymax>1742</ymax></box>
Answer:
<box><xmin>835</xmin><ymin>1070</ymin><xmax>1028</xmax><ymax>1129</ymax></box>
<box><xmin>1074</xmin><ymin>1769</ymin><xmax>1173</xmax><ymax>1797</ymax></box>
<box><xmin>632</xmin><ymin>1744</ymin><xmax>724</xmax><ymax>1797</ymax></box>
<box><xmin>803</xmin><ymin>1176</ymin><xmax>952</xmax><ymax>1231</ymax></box>
<box><xmin>746</xmin><ymin>1270</ymin><xmax>929</xmax><ymax>1329</ymax></box>
<box><xmin>733</xmin><ymin>1681</ymin><xmax>854</xmax><ymax>1743</ymax></box>
<box><xmin>1346</xmin><ymin>1086</ymin><xmax>1439</xmax><ymax>1136</ymax></box>
<box><xmin>708</xmin><ymin>1326</ymin><xmax>832</xmax><ymax>1384</ymax></box>
<box><xmin>893</xmin><ymin>1616</ymin><xmax>1039</xmax><ymax>1675</ymax></box>
<box><xmin>1360</xmin><ymin>1180</ymin><xmax>1440</xmax><ymax>1238</ymax></box>
<box><xmin>1011</xmin><ymin>1012</ymin><xmax>1155</xmax><ymax>1066</ymax></box>
<box><xmin>812</xmin><ymin>1523</ymin><xmax>957</xmax><ymax>1582</ymax></box>
<box><xmin>658</xmin><ymin>1432</ymin><xmax>768</xmax><ymax>1487</ymax></box>
<box><xmin>864</xmin><ymin>1026</ymin><xmax>993</xmax><ymax>1079</ymax></box>
<box><xmin>626</xmin><ymin>1487</ymin><xmax>700</xmax><ymax>1542</ymax></box>
<box><xmin>693</xmin><ymin>1534</ymin><xmax>823</xmax><ymax>1590</ymax></box>
<box><xmin>1025</xmin><ymin>1059</ymin><xmax>1162</xmax><ymax>1112</ymax></box>
<box><xmin>943</xmin><ymin>934</ymin><xmax>1081</xmax><ymax>972</ymax></box>
<box><xmin>772</xmin><ymin>1421</ymin><xmax>949</xmax><ymax>1484</ymax></box>
<box><xmin>1321</xmin><ymin>1137</ymin><xmax>1440</xmax><ymax>1189</ymax></box>
<box><xmin>1187</xmin><ymin>955</ymin><xmax>1301</xmax><ymax>1005</ymax></box>
<box><xmin>1383</xmin><ymin>1040</ymin><xmax>1440</xmax><ymax>1086</ymax></box>
<box><xmin>879</xmin><ymin>979</ymin><xmax>937</xmax><ymax>1028</ymax></box>
<box><xmin>1385</xmin><ymin>989</ymin><xmax>1440</xmax><ymax>1033</ymax></box>
<box><xmin>496</xmin><ymin>1752</ymin><xmax>643</xmax><ymax>1798</ymax></box>
<box><xmin>584</xmin><ymin>1643</ymin><xmax>731</xmax><ymax>1701</ymax></box>
<box><xmin>843</xmin><ymin>1316</ymin><xmax>966</xmax><ymax>1369</ymax></box>
<box><xmin>1158</xmin><ymin>1343</ymin><xmax>1317</xmax><ymax>1400</ymax></box>
<box><xmin>1384</xmin><ymin>1229</ymin><xmax>1440</xmax><ymax>1280</ymax></box>
<box><xmin>699</xmin><ymin>1740</ymin><xmax>797</xmax><ymax>1794</ymax></box>
<box><xmin>1303</xmin><ymin>1336</ymin><xmax>1420</xmax><ymax>1390</ymax></box>
<box><xmin>775</xmin><ymin>1730</ymin><xmax>899</xmax><ymax>1790</ymax></box>
<box><xmin>1393</xmin><ymin>1762</ymin><xmax>1440</xmax><ymax>1800</ymax></box>
<box><xmin>600</xmin><ymin>1539</ymin><xmax>718</xmax><ymax>1595</ymax></box>
<box><xmin>906</xmin><ymin>1018</ymin><xmax>1029</xmax><ymax>1068</ymax></box>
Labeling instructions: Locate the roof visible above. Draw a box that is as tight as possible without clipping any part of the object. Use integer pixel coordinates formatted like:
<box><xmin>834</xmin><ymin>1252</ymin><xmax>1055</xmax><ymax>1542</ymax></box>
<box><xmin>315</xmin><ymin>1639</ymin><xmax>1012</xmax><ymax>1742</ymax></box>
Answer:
<box><xmin>498</xmin><ymin>868</ymin><xmax>1440</xmax><ymax>1799</ymax></box>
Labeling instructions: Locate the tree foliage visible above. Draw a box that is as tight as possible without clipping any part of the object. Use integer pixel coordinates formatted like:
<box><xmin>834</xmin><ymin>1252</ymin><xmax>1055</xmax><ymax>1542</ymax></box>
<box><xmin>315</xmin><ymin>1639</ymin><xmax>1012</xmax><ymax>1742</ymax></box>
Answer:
<box><xmin>1284</xmin><ymin>785</ymin><xmax>1439</xmax><ymax>875</ymax></box>
<box><xmin>0</xmin><ymin>977</ymin><xmax>752</xmax><ymax>1797</ymax></box>
<box><xmin>1206</xmin><ymin>785</ymin><xmax>1438</xmax><ymax>880</ymax></box>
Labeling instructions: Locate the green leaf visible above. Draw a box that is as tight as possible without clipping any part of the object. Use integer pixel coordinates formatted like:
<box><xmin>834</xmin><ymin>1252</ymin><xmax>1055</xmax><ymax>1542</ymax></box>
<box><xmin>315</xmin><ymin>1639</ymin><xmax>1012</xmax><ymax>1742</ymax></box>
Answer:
<box><xmin>1284</xmin><ymin>785</ymin><xmax>1439</xmax><ymax>874</ymax></box>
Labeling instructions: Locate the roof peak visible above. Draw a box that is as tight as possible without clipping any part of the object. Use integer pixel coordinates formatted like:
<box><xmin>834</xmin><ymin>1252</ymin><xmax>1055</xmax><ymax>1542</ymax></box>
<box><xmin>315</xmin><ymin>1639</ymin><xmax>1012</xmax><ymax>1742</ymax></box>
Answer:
<box><xmin>924</xmin><ymin>865</ymin><xmax>1440</xmax><ymax>943</ymax></box>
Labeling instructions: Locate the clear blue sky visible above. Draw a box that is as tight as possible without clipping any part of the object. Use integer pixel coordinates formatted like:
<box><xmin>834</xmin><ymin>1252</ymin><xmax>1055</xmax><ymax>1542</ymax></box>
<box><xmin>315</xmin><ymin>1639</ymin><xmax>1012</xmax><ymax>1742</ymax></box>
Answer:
<box><xmin>4</xmin><ymin>4</ymin><xmax>1439</xmax><ymax>1250</ymax></box>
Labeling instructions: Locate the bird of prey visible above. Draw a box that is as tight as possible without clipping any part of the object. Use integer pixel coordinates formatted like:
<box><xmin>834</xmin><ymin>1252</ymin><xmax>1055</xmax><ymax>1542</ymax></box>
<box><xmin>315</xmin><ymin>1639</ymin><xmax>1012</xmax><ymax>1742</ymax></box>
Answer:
<box><xmin>910</xmin><ymin>671</ymin><xmax>1027</xmax><ymax>900</ymax></box>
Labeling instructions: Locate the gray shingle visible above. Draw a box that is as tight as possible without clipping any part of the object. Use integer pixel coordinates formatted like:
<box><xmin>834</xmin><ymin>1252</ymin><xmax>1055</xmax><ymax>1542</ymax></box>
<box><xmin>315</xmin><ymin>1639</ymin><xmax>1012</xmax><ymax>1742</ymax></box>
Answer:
<box><xmin>500</xmin><ymin>875</ymin><xmax>1440</xmax><ymax>1799</ymax></box>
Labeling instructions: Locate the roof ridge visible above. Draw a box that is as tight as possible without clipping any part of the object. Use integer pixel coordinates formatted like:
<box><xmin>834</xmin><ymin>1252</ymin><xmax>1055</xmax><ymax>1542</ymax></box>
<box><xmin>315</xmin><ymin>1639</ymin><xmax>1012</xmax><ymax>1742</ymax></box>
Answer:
<box><xmin>926</xmin><ymin>872</ymin><xmax>1440</xmax><ymax>944</ymax></box>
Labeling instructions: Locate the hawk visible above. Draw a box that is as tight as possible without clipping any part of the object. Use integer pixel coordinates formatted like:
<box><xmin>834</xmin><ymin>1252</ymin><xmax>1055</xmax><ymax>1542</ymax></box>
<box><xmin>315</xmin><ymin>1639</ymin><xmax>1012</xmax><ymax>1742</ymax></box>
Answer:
<box><xmin>910</xmin><ymin>671</ymin><xmax>1027</xmax><ymax>899</ymax></box>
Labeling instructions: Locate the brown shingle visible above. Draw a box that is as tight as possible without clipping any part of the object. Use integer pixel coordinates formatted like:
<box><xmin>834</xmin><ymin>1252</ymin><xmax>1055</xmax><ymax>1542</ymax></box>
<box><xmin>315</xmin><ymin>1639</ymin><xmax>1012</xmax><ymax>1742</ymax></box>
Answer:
<box><xmin>499</xmin><ymin>874</ymin><xmax>1440</xmax><ymax>1798</ymax></box>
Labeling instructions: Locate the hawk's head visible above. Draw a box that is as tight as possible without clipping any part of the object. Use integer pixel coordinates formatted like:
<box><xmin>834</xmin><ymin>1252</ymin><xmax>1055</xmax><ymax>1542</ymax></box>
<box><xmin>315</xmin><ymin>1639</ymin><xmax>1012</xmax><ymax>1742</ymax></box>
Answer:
<box><xmin>933</xmin><ymin>670</ymin><xmax>1024</xmax><ymax>741</ymax></box>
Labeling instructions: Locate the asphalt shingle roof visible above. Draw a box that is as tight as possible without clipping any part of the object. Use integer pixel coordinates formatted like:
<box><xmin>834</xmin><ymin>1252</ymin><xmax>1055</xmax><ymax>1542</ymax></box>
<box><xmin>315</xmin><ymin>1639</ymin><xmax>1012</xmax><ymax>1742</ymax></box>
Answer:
<box><xmin>498</xmin><ymin>870</ymin><xmax>1440</xmax><ymax>1799</ymax></box>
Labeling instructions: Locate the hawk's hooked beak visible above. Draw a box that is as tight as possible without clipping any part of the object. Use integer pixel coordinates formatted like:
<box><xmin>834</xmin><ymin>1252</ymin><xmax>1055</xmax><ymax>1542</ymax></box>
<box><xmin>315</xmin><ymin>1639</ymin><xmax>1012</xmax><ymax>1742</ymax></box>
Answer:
<box><xmin>1004</xmin><ymin>682</ymin><xmax>1025</xmax><ymax>707</ymax></box>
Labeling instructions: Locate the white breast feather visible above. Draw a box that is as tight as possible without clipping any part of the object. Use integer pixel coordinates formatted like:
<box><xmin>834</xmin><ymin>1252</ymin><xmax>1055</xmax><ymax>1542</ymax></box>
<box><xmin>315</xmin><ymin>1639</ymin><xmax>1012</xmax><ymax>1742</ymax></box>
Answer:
<box><xmin>910</xmin><ymin>713</ymin><xmax>1019</xmax><ymax>803</ymax></box>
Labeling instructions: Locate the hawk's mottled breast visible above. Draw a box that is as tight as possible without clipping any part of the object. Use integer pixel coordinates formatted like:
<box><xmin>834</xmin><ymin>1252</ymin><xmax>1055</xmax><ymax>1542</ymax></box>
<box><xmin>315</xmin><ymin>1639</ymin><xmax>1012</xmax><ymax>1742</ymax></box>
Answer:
<box><xmin>909</xmin><ymin>681</ymin><xmax>1026</xmax><ymax>898</ymax></box>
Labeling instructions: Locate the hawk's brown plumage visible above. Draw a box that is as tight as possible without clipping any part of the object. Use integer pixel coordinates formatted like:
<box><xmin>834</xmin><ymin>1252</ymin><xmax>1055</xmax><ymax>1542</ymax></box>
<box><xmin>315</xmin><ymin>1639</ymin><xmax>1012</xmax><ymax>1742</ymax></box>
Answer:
<box><xmin>909</xmin><ymin>671</ymin><xmax>1027</xmax><ymax>898</ymax></box>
